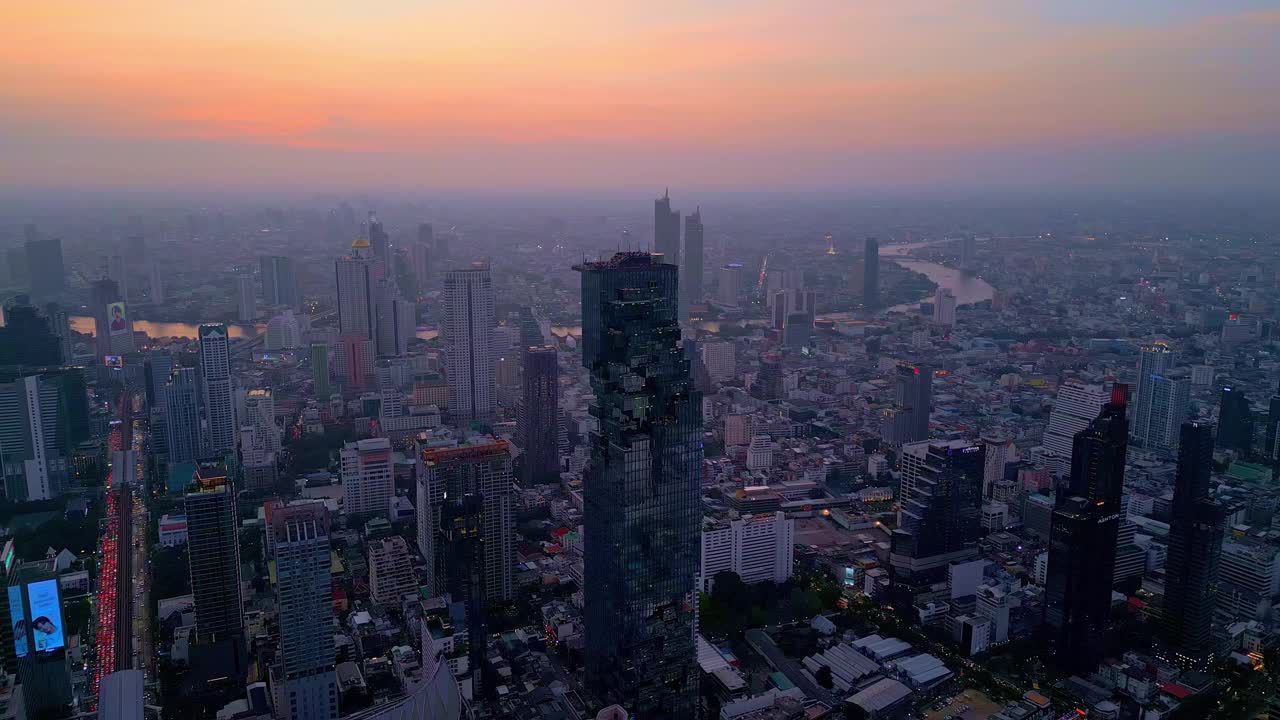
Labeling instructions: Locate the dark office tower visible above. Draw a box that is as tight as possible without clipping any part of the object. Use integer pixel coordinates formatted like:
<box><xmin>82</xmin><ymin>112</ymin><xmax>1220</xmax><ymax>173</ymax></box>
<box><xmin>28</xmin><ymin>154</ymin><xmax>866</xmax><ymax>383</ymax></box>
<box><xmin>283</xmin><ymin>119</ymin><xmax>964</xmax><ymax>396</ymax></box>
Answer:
<box><xmin>164</xmin><ymin>367</ymin><xmax>201</xmax><ymax>464</ymax></box>
<box><xmin>681</xmin><ymin>208</ymin><xmax>704</xmax><ymax>310</ymax></box>
<box><xmin>44</xmin><ymin>303</ymin><xmax>72</xmax><ymax>364</ymax></box>
<box><xmin>368</xmin><ymin>212</ymin><xmax>390</xmax><ymax>266</ymax></box>
<box><xmin>5</xmin><ymin>247</ymin><xmax>28</xmax><ymax>287</ymax></box>
<box><xmin>10</xmin><ymin>564</ymin><xmax>73</xmax><ymax>716</ymax></box>
<box><xmin>185</xmin><ymin>463</ymin><xmax>245</xmax><ymax>643</ymax></box>
<box><xmin>888</xmin><ymin>442</ymin><xmax>984</xmax><ymax>615</ymax></box>
<box><xmin>516</xmin><ymin>306</ymin><xmax>544</xmax><ymax>349</ymax></box>
<box><xmin>414</xmin><ymin>223</ymin><xmax>435</xmax><ymax>293</ymax></box>
<box><xmin>1267</xmin><ymin>382</ymin><xmax>1280</xmax><ymax>462</ymax></box>
<box><xmin>575</xmin><ymin>253</ymin><xmax>701</xmax><ymax>717</ymax></box>
<box><xmin>417</xmin><ymin>222</ymin><xmax>434</xmax><ymax>246</ymax></box>
<box><xmin>24</xmin><ymin>237</ymin><xmax>65</xmax><ymax>300</ymax></box>
<box><xmin>1045</xmin><ymin>385</ymin><xmax>1129</xmax><ymax>675</ymax></box>
<box><xmin>0</xmin><ymin>297</ymin><xmax>62</xmax><ymax>367</ymax></box>
<box><xmin>684</xmin><ymin>338</ymin><xmax>712</xmax><ymax>394</ymax></box>
<box><xmin>654</xmin><ymin>189</ymin><xmax>681</xmax><ymax>265</ymax></box>
<box><xmin>863</xmin><ymin>236</ymin><xmax>880</xmax><ymax>309</ymax></box>
<box><xmin>894</xmin><ymin>362</ymin><xmax>933</xmax><ymax>443</ymax></box>
<box><xmin>1216</xmin><ymin>385</ymin><xmax>1253</xmax><ymax>453</ymax></box>
<box><xmin>91</xmin><ymin>277</ymin><xmax>134</xmax><ymax>358</ymax></box>
<box><xmin>752</xmin><ymin>351</ymin><xmax>784</xmax><ymax>401</ymax></box>
<box><xmin>1161</xmin><ymin>421</ymin><xmax>1226</xmax><ymax>670</ymax></box>
<box><xmin>517</xmin><ymin>346</ymin><xmax>560</xmax><ymax>484</ymax></box>
<box><xmin>260</xmin><ymin>255</ymin><xmax>299</xmax><ymax>309</ymax></box>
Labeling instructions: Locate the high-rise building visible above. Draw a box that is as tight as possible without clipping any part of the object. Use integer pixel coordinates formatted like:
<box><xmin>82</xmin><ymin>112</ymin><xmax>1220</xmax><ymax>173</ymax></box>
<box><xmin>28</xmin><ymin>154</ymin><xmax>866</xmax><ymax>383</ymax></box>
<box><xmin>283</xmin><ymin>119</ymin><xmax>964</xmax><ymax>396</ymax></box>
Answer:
<box><xmin>368</xmin><ymin>212</ymin><xmax>391</xmax><ymax>267</ymax></box>
<box><xmin>185</xmin><ymin>463</ymin><xmax>245</xmax><ymax>644</ymax></box>
<box><xmin>443</xmin><ymin>263</ymin><xmax>496</xmax><ymax>423</ymax></box>
<box><xmin>1045</xmin><ymin>386</ymin><xmax>1128</xmax><ymax>675</ymax></box>
<box><xmin>892</xmin><ymin>362</ymin><xmax>932</xmax><ymax>443</ymax></box>
<box><xmin>1144</xmin><ymin>370</ymin><xmax>1191</xmax><ymax>451</ymax></box>
<box><xmin>164</xmin><ymin>367</ymin><xmax>201</xmax><ymax>464</ymax></box>
<box><xmin>334</xmin><ymin>334</ymin><xmax>373</xmax><ymax>389</ymax></box>
<box><xmin>368</xmin><ymin>535</ymin><xmax>416</xmax><ymax>606</ymax></box>
<box><xmin>1266</xmin><ymin>382</ymin><xmax>1280</xmax><ymax>461</ymax></box>
<box><xmin>265</xmin><ymin>311</ymin><xmax>302</xmax><ymax>351</ymax></box>
<box><xmin>24</xmin><ymin>237</ymin><xmax>65</xmax><ymax>300</ymax></box>
<box><xmin>335</xmin><ymin>236</ymin><xmax>378</xmax><ymax>342</ymax></box>
<box><xmin>960</xmin><ymin>236</ymin><xmax>976</xmax><ymax>273</ymax></box>
<box><xmin>310</xmin><ymin>343</ymin><xmax>331</xmax><ymax>398</ymax></box>
<box><xmin>1042</xmin><ymin>381</ymin><xmax>1111</xmax><ymax>477</ymax></box>
<box><xmin>863</xmin><ymin>237</ymin><xmax>879</xmax><ymax>309</ymax></box>
<box><xmin>654</xmin><ymin>189</ymin><xmax>681</xmax><ymax>265</ymax></box>
<box><xmin>198</xmin><ymin>323</ymin><xmax>237</xmax><ymax>455</ymax></box>
<box><xmin>236</xmin><ymin>273</ymin><xmax>256</xmax><ymax>323</ymax></box>
<box><xmin>91</xmin><ymin>278</ymin><xmax>134</xmax><ymax>358</ymax></box>
<box><xmin>717</xmin><ymin>263</ymin><xmax>742</xmax><ymax>307</ymax></box>
<box><xmin>242</xmin><ymin>388</ymin><xmax>279</xmax><ymax>454</ymax></box>
<box><xmin>575</xmin><ymin>252</ymin><xmax>701</xmax><ymax>716</ymax></box>
<box><xmin>376</xmin><ymin>289</ymin><xmax>414</xmax><ymax>358</ymax></box>
<box><xmin>413</xmin><ymin>224</ymin><xmax>434</xmax><ymax>294</ymax></box>
<box><xmin>701</xmin><ymin>341</ymin><xmax>735</xmax><ymax>383</ymax></box>
<box><xmin>699</xmin><ymin>512</ymin><xmax>795</xmax><ymax>592</ymax></box>
<box><xmin>752</xmin><ymin>351</ymin><xmax>784</xmax><ymax>401</ymax></box>
<box><xmin>1217</xmin><ymin>385</ymin><xmax>1254</xmax><ymax>453</ymax></box>
<box><xmin>770</xmin><ymin>288</ymin><xmax>816</xmax><ymax>331</ymax></box>
<box><xmin>9</xmin><ymin>564</ymin><xmax>73</xmax><ymax>715</ymax></box>
<box><xmin>269</xmin><ymin>500</ymin><xmax>338</xmax><ymax>720</ymax></box>
<box><xmin>1132</xmin><ymin>342</ymin><xmax>1175</xmax><ymax>445</ymax></box>
<box><xmin>517</xmin><ymin>347</ymin><xmax>559</xmax><ymax>484</ymax></box>
<box><xmin>888</xmin><ymin>442</ymin><xmax>984</xmax><ymax>615</ymax></box>
<box><xmin>0</xmin><ymin>374</ymin><xmax>68</xmax><ymax>500</ymax></box>
<box><xmin>0</xmin><ymin>297</ymin><xmax>64</xmax><ymax>367</ymax></box>
<box><xmin>933</xmin><ymin>288</ymin><xmax>956</xmax><ymax>327</ymax></box>
<box><xmin>417</xmin><ymin>438</ymin><xmax>515</xmax><ymax>693</ymax></box>
<box><xmin>340</xmin><ymin>438</ymin><xmax>393</xmax><ymax>517</ymax></box>
<box><xmin>1160</xmin><ymin>422</ymin><xmax>1226</xmax><ymax>670</ymax></box>
<box><xmin>108</xmin><ymin>254</ymin><xmax>129</xmax><ymax>301</ymax></box>
<box><xmin>681</xmin><ymin>208</ymin><xmax>704</xmax><ymax>311</ymax></box>
<box><xmin>260</xmin><ymin>255</ymin><xmax>299</xmax><ymax>309</ymax></box>
<box><xmin>149</xmin><ymin>261</ymin><xmax>164</xmax><ymax>304</ymax></box>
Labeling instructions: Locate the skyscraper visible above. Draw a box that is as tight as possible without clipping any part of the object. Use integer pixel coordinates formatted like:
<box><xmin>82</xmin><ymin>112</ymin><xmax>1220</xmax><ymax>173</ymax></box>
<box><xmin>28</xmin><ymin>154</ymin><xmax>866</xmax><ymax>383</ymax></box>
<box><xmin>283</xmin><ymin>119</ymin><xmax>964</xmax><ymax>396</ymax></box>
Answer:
<box><xmin>933</xmin><ymin>288</ymin><xmax>956</xmax><ymax>327</ymax></box>
<box><xmin>443</xmin><ymin>263</ymin><xmax>496</xmax><ymax>423</ymax></box>
<box><xmin>863</xmin><ymin>236</ymin><xmax>880</xmax><ymax>309</ymax></box>
<box><xmin>310</xmin><ymin>343</ymin><xmax>331</xmax><ymax>397</ymax></box>
<box><xmin>91</xmin><ymin>278</ymin><xmax>134</xmax><ymax>358</ymax></box>
<box><xmin>1132</xmin><ymin>342</ymin><xmax>1175</xmax><ymax>445</ymax></box>
<box><xmin>242</xmin><ymin>388</ymin><xmax>280</xmax><ymax>454</ymax></box>
<box><xmin>893</xmin><ymin>362</ymin><xmax>933</xmax><ymax>443</ymax></box>
<box><xmin>0</xmin><ymin>297</ymin><xmax>64</xmax><ymax>367</ymax></box>
<box><xmin>681</xmin><ymin>208</ymin><xmax>704</xmax><ymax>310</ymax></box>
<box><xmin>269</xmin><ymin>500</ymin><xmax>338</xmax><ymax>720</ymax></box>
<box><xmin>108</xmin><ymin>254</ymin><xmax>129</xmax><ymax>301</ymax></box>
<box><xmin>1267</xmin><ymin>383</ymin><xmax>1280</xmax><ymax>462</ymax></box>
<box><xmin>368</xmin><ymin>212</ymin><xmax>391</xmax><ymax>266</ymax></box>
<box><xmin>260</xmin><ymin>255</ymin><xmax>299</xmax><ymax>309</ymax></box>
<box><xmin>1160</xmin><ymin>422</ymin><xmax>1225</xmax><ymax>670</ymax></box>
<box><xmin>752</xmin><ymin>351</ymin><xmax>784</xmax><ymax>401</ymax></box>
<box><xmin>1042</xmin><ymin>381</ymin><xmax>1111</xmax><ymax>477</ymax></box>
<box><xmin>1217</xmin><ymin>384</ymin><xmax>1254</xmax><ymax>453</ymax></box>
<box><xmin>0</xmin><ymin>373</ymin><xmax>71</xmax><ymax>500</ymax></box>
<box><xmin>185</xmin><ymin>463</ymin><xmax>245</xmax><ymax>643</ymax></box>
<box><xmin>888</xmin><ymin>442</ymin><xmax>984</xmax><ymax>614</ymax></box>
<box><xmin>198</xmin><ymin>323</ymin><xmax>237</xmax><ymax>455</ymax></box>
<box><xmin>517</xmin><ymin>346</ymin><xmax>560</xmax><ymax>484</ymax></box>
<box><xmin>1045</xmin><ymin>386</ymin><xmax>1128</xmax><ymax>675</ymax></box>
<box><xmin>164</xmin><ymin>367</ymin><xmax>201</xmax><ymax>464</ymax></box>
<box><xmin>654</xmin><ymin>189</ymin><xmax>681</xmax><ymax>265</ymax></box>
<box><xmin>575</xmin><ymin>252</ymin><xmax>701</xmax><ymax>716</ymax></box>
<box><xmin>24</xmin><ymin>237</ymin><xmax>65</xmax><ymax>301</ymax></box>
<box><xmin>236</xmin><ymin>273</ymin><xmax>256</xmax><ymax>323</ymax></box>
<box><xmin>335</xmin><ymin>236</ymin><xmax>378</xmax><ymax>342</ymax></box>
<box><xmin>417</xmin><ymin>438</ymin><xmax>515</xmax><ymax>694</ymax></box>
<box><xmin>340</xmin><ymin>437</ymin><xmax>393</xmax><ymax>517</ymax></box>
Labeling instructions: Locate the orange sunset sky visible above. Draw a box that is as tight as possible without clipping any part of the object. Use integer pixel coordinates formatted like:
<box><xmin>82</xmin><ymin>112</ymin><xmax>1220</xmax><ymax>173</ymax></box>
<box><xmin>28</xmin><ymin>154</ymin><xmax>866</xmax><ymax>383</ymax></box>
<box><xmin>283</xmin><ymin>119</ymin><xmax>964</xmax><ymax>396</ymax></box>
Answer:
<box><xmin>2</xmin><ymin>1</ymin><xmax>1278</xmax><ymax>192</ymax></box>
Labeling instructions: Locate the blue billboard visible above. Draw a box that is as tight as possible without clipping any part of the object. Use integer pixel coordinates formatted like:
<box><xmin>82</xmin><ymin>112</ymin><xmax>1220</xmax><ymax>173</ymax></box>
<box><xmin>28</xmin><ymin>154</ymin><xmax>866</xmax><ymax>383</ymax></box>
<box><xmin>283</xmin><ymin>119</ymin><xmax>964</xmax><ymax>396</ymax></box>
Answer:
<box><xmin>26</xmin><ymin>579</ymin><xmax>64</xmax><ymax>653</ymax></box>
<box><xmin>7</xmin><ymin>586</ymin><xmax>27</xmax><ymax>658</ymax></box>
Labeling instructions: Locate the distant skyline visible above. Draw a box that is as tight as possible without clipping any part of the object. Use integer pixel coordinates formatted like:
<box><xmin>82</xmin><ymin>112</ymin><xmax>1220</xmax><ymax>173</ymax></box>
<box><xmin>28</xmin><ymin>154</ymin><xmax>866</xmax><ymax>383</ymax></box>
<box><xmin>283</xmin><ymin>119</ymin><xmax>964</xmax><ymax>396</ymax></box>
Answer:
<box><xmin>3</xmin><ymin>1</ymin><xmax>1279</xmax><ymax>192</ymax></box>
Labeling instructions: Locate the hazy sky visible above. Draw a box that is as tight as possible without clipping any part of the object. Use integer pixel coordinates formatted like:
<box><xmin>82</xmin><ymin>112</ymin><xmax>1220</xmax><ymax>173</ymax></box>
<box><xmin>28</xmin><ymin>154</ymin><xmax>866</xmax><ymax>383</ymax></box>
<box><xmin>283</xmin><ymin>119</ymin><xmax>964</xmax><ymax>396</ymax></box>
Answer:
<box><xmin>3</xmin><ymin>1</ymin><xmax>1278</xmax><ymax>193</ymax></box>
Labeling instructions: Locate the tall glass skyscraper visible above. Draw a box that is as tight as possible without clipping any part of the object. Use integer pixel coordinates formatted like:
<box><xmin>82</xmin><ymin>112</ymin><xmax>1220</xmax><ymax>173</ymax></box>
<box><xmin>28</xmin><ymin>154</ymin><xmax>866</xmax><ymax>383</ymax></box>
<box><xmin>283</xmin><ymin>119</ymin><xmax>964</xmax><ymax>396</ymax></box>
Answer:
<box><xmin>443</xmin><ymin>263</ymin><xmax>496</xmax><ymax>423</ymax></box>
<box><xmin>576</xmin><ymin>252</ymin><xmax>701</xmax><ymax>716</ymax></box>
<box><xmin>198</xmin><ymin>323</ymin><xmax>236</xmax><ymax>455</ymax></box>
<box><xmin>653</xmin><ymin>189</ymin><xmax>681</xmax><ymax>265</ymax></box>
<box><xmin>681</xmin><ymin>208</ymin><xmax>704</xmax><ymax>312</ymax></box>
<box><xmin>517</xmin><ymin>346</ymin><xmax>560</xmax><ymax>484</ymax></box>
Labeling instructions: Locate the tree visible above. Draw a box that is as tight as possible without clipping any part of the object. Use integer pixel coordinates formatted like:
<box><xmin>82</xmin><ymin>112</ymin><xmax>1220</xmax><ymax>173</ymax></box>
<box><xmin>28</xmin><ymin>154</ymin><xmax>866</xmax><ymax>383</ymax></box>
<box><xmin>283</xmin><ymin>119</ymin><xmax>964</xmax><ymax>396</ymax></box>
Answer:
<box><xmin>815</xmin><ymin>664</ymin><xmax>834</xmax><ymax>689</ymax></box>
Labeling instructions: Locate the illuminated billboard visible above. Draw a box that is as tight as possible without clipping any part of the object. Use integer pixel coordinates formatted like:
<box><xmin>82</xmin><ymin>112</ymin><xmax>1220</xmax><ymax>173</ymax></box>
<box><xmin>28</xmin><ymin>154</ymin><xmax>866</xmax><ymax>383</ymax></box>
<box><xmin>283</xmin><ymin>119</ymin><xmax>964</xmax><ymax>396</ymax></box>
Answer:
<box><xmin>8</xmin><ymin>586</ymin><xmax>27</xmax><ymax>658</ymax></box>
<box><xmin>107</xmin><ymin>301</ymin><xmax>129</xmax><ymax>336</ymax></box>
<box><xmin>26</xmin><ymin>579</ymin><xmax>65</xmax><ymax>653</ymax></box>
<box><xmin>104</xmin><ymin>355</ymin><xmax>124</xmax><ymax>368</ymax></box>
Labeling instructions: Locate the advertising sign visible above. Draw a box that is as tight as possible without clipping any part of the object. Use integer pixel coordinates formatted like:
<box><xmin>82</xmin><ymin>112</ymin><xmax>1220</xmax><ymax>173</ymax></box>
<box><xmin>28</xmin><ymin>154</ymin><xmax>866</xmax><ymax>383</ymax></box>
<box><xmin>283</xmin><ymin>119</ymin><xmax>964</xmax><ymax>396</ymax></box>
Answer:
<box><xmin>26</xmin><ymin>579</ymin><xmax>64</xmax><ymax>653</ymax></box>
<box><xmin>104</xmin><ymin>355</ymin><xmax>124</xmax><ymax>368</ymax></box>
<box><xmin>7</xmin><ymin>586</ymin><xmax>26</xmax><ymax>658</ymax></box>
<box><xmin>107</xmin><ymin>301</ymin><xmax>129</xmax><ymax>336</ymax></box>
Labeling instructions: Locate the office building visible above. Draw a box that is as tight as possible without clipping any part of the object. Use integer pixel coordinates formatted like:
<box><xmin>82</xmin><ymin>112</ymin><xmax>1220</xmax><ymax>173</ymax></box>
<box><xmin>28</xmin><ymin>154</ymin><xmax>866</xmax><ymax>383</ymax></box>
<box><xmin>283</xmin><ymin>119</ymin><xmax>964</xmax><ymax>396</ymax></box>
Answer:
<box><xmin>236</xmin><ymin>273</ymin><xmax>256</xmax><ymax>323</ymax></box>
<box><xmin>0</xmin><ymin>298</ymin><xmax>64</xmax><ymax>367</ymax></box>
<box><xmin>335</xmin><ymin>334</ymin><xmax>374</xmax><ymax>389</ymax></box>
<box><xmin>1217</xmin><ymin>539</ymin><xmax>1280</xmax><ymax>622</ymax></box>
<box><xmin>1161</xmin><ymin>422</ymin><xmax>1226</xmax><ymax>670</ymax></box>
<box><xmin>681</xmin><ymin>208</ymin><xmax>704</xmax><ymax>310</ymax></box>
<box><xmin>0</xmin><ymin>374</ymin><xmax>67</xmax><ymax>500</ymax></box>
<box><xmin>575</xmin><ymin>252</ymin><xmax>701</xmax><ymax>716</ymax></box>
<box><xmin>310</xmin><ymin>343</ymin><xmax>331</xmax><ymax>397</ymax></box>
<box><xmin>24</xmin><ymin>237</ymin><xmax>65</xmax><ymax>301</ymax></box>
<box><xmin>960</xmin><ymin>236</ymin><xmax>976</xmax><ymax>273</ymax></box>
<box><xmin>260</xmin><ymin>255</ymin><xmax>299</xmax><ymax>309</ymax></box>
<box><xmin>149</xmin><ymin>262</ymin><xmax>164</xmax><ymax>305</ymax></box>
<box><xmin>1266</xmin><ymin>383</ymin><xmax>1280</xmax><ymax>461</ymax></box>
<box><xmin>269</xmin><ymin>500</ymin><xmax>338</xmax><ymax>720</ymax></box>
<box><xmin>9</xmin><ymin>565</ymin><xmax>72</xmax><ymax>716</ymax></box>
<box><xmin>368</xmin><ymin>212</ymin><xmax>390</xmax><ymax>266</ymax></box>
<box><xmin>752</xmin><ymin>351</ymin><xmax>784</xmax><ymax>401</ymax></box>
<box><xmin>1045</xmin><ymin>386</ymin><xmax>1128</xmax><ymax>675</ymax></box>
<box><xmin>413</xmin><ymin>224</ymin><xmax>434</xmax><ymax>294</ymax></box>
<box><xmin>699</xmin><ymin>512</ymin><xmax>794</xmax><ymax>592</ymax></box>
<box><xmin>185</xmin><ymin>463</ymin><xmax>245</xmax><ymax>643</ymax></box>
<box><xmin>770</xmin><ymin>288</ymin><xmax>816</xmax><ymax>330</ymax></box>
<box><xmin>717</xmin><ymin>263</ymin><xmax>742</xmax><ymax>307</ymax></box>
<box><xmin>417</xmin><ymin>439</ymin><xmax>515</xmax><ymax>694</ymax></box>
<box><xmin>340</xmin><ymin>437</ymin><xmax>393</xmax><ymax>517</ymax></box>
<box><xmin>164</xmin><ymin>367</ymin><xmax>201</xmax><ymax>464</ymax></box>
<box><xmin>1143</xmin><ymin>370</ymin><xmax>1191</xmax><ymax>451</ymax></box>
<box><xmin>265</xmin><ymin>311</ymin><xmax>302</xmax><ymax>351</ymax></box>
<box><xmin>1042</xmin><ymin>381</ymin><xmax>1111</xmax><ymax>477</ymax></box>
<box><xmin>888</xmin><ymin>442</ymin><xmax>984</xmax><ymax>615</ymax></box>
<box><xmin>932</xmin><ymin>288</ymin><xmax>956</xmax><ymax>327</ymax></box>
<box><xmin>443</xmin><ymin>263</ymin><xmax>496</xmax><ymax>423</ymax></box>
<box><xmin>654</xmin><ymin>189</ymin><xmax>681</xmax><ymax>265</ymax></box>
<box><xmin>892</xmin><ymin>362</ymin><xmax>933</xmax><ymax>444</ymax></box>
<box><xmin>1132</xmin><ymin>342</ymin><xmax>1175</xmax><ymax>446</ymax></box>
<box><xmin>198</xmin><ymin>324</ymin><xmax>237</xmax><ymax>455</ymax></box>
<box><xmin>144</xmin><ymin>349</ymin><xmax>174</xmax><ymax>411</ymax></box>
<box><xmin>368</xmin><ymin>536</ymin><xmax>416</xmax><ymax>607</ymax></box>
<box><xmin>1217</xmin><ymin>385</ymin><xmax>1254</xmax><ymax>453</ymax></box>
<box><xmin>517</xmin><ymin>347</ymin><xmax>560</xmax><ymax>484</ymax></box>
<box><xmin>91</xmin><ymin>278</ymin><xmax>135</xmax><ymax>358</ymax></box>
<box><xmin>701</xmin><ymin>341</ymin><xmax>735</xmax><ymax>383</ymax></box>
<box><xmin>335</xmin><ymin>236</ymin><xmax>379</xmax><ymax>342</ymax></box>
<box><xmin>242</xmin><ymin>388</ymin><xmax>279</xmax><ymax>454</ymax></box>
<box><xmin>864</xmin><ymin>237</ymin><xmax>879</xmax><ymax>309</ymax></box>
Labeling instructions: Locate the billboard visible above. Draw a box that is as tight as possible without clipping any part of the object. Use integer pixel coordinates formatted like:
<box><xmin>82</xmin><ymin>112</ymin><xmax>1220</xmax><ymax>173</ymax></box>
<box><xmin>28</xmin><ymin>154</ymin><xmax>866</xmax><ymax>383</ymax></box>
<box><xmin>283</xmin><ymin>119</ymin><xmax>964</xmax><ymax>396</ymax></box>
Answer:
<box><xmin>107</xmin><ymin>301</ymin><xmax>129</xmax><ymax>336</ymax></box>
<box><xmin>104</xmin><ymin>355</ymin><xmax>124</xmax><ymax>368</ymax></box>
<box><xmin>8</xmin><ymin>586</ymin><xmax>27</xmax><ymax>658</ymax></box>
<box><xmin>26</xmin><ymin>579</ymin><xmax>65</xmax><ymax>653</ymax></box>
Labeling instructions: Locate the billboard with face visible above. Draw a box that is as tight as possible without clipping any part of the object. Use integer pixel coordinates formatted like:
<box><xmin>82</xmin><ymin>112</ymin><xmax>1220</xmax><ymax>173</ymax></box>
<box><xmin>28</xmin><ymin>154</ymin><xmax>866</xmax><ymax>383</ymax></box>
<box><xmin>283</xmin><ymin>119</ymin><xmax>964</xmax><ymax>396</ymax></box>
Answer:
<box><xmin>108</xmin><ymin>301</ymin><xmax>129</xmax><ymax>336</ymax></box>
<box><xmin>26</xmin><ymin>579</ymin><xmax>64</xmax><ymax>653</ymax></box>
<box><xmin>7</xmin><ymin>586</ymin><xmax>27</xmax><ymax>658</ymax></box>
